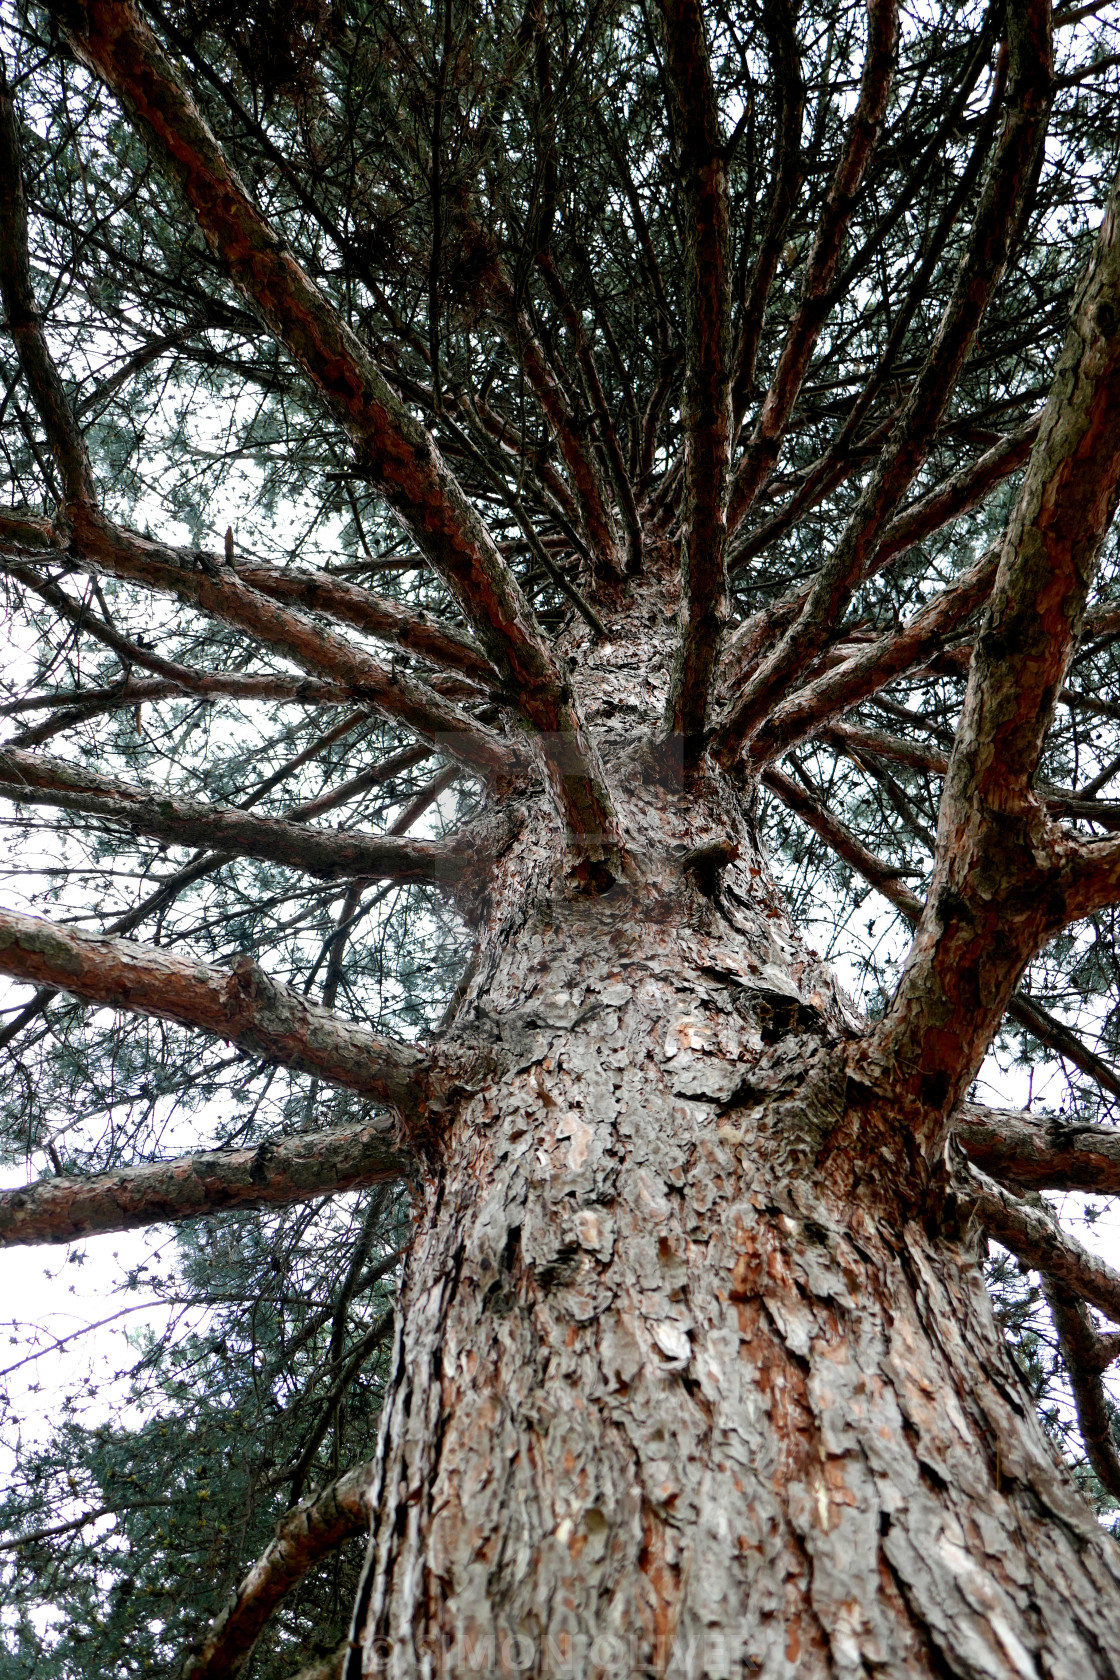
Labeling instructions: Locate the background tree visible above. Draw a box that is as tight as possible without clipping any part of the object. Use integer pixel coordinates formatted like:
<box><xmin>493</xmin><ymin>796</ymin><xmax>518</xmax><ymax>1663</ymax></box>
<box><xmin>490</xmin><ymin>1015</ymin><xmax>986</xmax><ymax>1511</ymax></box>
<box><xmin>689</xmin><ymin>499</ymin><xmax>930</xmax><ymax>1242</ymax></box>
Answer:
<box><xmin>4</xmin><ymin>0</ymin><xmax>1120</xmax><ymax>1673</ymax></box>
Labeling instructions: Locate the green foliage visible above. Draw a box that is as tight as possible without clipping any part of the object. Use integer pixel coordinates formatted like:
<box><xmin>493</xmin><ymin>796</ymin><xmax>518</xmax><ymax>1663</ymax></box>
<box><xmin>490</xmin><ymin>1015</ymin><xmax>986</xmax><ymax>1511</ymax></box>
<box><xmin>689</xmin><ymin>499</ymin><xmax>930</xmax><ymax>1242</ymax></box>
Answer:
<box><xmin>0</xmin><ymin>1191</ymin><xmax>408</xmax><ymax>1680</ymax></box>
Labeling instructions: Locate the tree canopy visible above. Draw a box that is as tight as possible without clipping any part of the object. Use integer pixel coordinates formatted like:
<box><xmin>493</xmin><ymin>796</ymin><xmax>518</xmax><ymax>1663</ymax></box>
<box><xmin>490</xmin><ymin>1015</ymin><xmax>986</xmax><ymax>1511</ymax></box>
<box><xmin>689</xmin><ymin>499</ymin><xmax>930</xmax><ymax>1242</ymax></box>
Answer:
<box><xmin>4</xmin><ymin>0</ymin><xmax>1120</xmax><ymax>1674</ymax></box>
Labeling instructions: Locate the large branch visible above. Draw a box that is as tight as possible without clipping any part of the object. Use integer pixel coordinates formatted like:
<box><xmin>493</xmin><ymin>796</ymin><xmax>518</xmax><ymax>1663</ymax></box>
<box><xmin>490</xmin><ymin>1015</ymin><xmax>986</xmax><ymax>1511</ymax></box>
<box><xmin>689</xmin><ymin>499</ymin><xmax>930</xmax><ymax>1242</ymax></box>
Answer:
<box><xmin>51</xmin><ymin>0</ymin><xmax>617</xmax><ymax>856</ymax></box>
<box><xmin>0</xmin><ymin>908</ymin><xmax>441</xmax><ymax>1112</ymax></box>
<box><xmin>765</xmin><ymin>765</ymin><xmax>1120</xmax><ymax>1107</ymax></box>
<box><xmin>231</xmin><ymin>561</ymin><xmax>496</xmax><ymax>689</ymax></box>
<box><xmin>956</xmin><ymin>1103</ymin><xmax>1120</xmax><ymax>1193</ymax></box>
<box><xmin>181</xmin><ymin>1462</ymin><xmax>375</xmax><ymax>1680</ymax></box>
<box><xmin>716</xmin><ymin>0</ymin><xmax>1053</xmax><ymax>758</ymax></box>
<box><xmin>0</xmin><ymin>1123</ymin><xmax>408</xmax><ymax>1247</ymax></box>
<box><xmin>658</xmin><ymin>0</ymin><xmax>732</xmax><ymax>752</ymax></box>
<box><xmin>1043</xmin><ymin>1278</ymin><xmax>1120</xmax><ymax>1500</ymax></box>
<box><xmin>0</xmin><ymin>747</ymin><xmax>470</xmax><ymax>884</ymax></box>
<box><xmin>965</xmin><ymin>1161</ymin><xmax>1120</xmax><ymax>1326</ymax></box>
<box><xmin>869</xmin><ymin>143</ymin><xmax>1120</xmax><ymax>1130</ymax></box>
<box><xmin>6</xmin><ymin>525</ymin><xmax>514</xmax><ymax>778</ymax></box>
<box><xmin>730</xmin><ymin>0</ymin><xmax>804</xmax><ymax>426</ymax></box>
<box><xmin>750</xmin><ymin>545</ymin><xmax>999</xmax><ymax>762</ymax></box>
<box><xmin>725</xmin><ymin>0</ymin><xmax>898</xmax><ymax>532</ymax></box>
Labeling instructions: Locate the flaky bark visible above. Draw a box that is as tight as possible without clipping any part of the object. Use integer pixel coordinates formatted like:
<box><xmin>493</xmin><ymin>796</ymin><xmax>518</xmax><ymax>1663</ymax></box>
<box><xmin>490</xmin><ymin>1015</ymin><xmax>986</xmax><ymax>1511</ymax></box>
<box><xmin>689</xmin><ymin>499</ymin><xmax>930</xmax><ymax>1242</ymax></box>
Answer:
<box><xmin>344</xmin><ymin>771</ymin><xmax>1120</xmax><ymax>1679</ymax></box>
<box><xmin>0</xmin><ymin>1123</ymin><xmax>407</xmax><ymax>1247</ymax></box>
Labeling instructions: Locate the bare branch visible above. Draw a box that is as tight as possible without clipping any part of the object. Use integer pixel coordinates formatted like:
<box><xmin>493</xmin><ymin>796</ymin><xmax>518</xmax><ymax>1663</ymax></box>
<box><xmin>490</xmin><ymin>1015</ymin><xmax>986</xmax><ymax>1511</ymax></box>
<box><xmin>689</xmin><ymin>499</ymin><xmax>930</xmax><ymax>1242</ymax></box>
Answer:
<box><xmin>726</xmin><ymin>0</ymin><xmax>898</xmax><ymax>532</ymax></box>
<box><xmin>231</xmin><ymin>562</ymin><xmax>496</xmax><ymax>689</ymax></box>
<box><xmin>963</xmin><ymin>1160</ymin><xmax>1120</xmax><ymax>1326</ymax></box>
<box><xmin>1043</xmin><ymin>1278</ymin><xmax>1120</xmax><ymax>1500</ymax></box>
<box><xmin>0</xmin><ymin>747</ymin><xmax>470</xmax><ymax>885</ymax></box>
<box><xmin>762</xmin><ymin>764</ymin><xmax>923</xmax><ymax>919</ymax></box>
<box><xmin>867</xmin><ymin>416</ymin><xmax>1041</xmax><ymax>575</ymax></box>
<box><xmin>766</xmin><ymin>765</ymin><xmax>1120</xmax><ymax>1114</ymax></box>
<box><xmin>51</xmin><ymin>0</ymin><xmax>617</xmax><ymax>855</ymax></box>
<box><xmin>730</xmin><ymin>0</ymin><xmax>804</xmax><ymax>426</ymax></box>
<box><xmin>746</xmin><ymin>546</ymin><xmax>999</xmax><ymax>763</ymax></box>
<box><xmin>536</xmin><ymin>252</ymin><xmax>643</xmax><ymax>573</ymax></box>
<box><xmin>719</xmin><ymin>0</ymin><xmax>1052</xmax><ymax>754</ymax></box>
<box><xmin>181</xmin><ymin>1463</ymin><xmax>376</xmax><ymax>1680</ymax></box>
<box><xmin>956</xmin><ymin>1103</ymin><xmax>1120</xmax><ymax>1193</ymax></box>
<box><xmin>11</xmin><ymin>527</ymin><xmax>516</xmax><ymax>778</ymax></box>
<box><xmin>0</xmin><ymin>1123</ymin><xmax>408</xmax><ymax>1247</ymax></box>
<box><xmin>0</xmin><ymin>62</ymin><xmax>97</xmax><ymax>507</ymax></box>
<box><xmin>0</xmin><ymin>908</ymin><xmax>441</xmax><ymax>1112</ymax></box>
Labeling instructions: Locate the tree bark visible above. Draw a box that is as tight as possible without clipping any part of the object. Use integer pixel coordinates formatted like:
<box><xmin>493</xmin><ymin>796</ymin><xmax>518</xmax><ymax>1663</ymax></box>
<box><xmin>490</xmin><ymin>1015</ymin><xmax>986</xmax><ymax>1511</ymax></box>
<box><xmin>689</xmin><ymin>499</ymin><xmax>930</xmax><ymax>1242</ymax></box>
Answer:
<box><xmin>343</xmin><ymin>778</ymin><xmax>1120</xmax><ymax>1679</ymax></box>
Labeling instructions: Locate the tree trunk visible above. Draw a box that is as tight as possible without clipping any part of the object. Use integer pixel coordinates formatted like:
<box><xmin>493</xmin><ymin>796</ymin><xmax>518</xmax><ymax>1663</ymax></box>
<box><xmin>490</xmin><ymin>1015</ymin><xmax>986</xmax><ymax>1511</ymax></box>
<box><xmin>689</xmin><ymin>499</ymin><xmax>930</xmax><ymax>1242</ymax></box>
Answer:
<box><xmin>347</xmin><ymin>772</ymin><xmax>1120</xmax><ymax>1679</ymax></box>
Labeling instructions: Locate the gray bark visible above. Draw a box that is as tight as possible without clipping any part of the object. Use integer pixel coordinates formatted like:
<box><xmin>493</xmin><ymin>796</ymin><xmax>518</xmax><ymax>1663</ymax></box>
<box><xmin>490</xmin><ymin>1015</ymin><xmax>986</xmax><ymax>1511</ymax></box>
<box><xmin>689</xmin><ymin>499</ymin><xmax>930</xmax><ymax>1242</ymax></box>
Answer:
<box><xmin>346</xmin><ymin>769</ymin><xmax>1120</xmax><ymax>1679</ymax></box>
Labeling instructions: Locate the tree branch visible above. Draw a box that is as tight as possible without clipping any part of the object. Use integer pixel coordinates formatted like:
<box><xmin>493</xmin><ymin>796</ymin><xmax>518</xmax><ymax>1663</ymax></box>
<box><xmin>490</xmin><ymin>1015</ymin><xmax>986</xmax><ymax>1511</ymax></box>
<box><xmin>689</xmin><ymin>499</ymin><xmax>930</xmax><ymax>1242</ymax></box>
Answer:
<box><xmin>230</xmin><ymin>561</ymin><xmax>496</xmax><ymax>689</ymax></box>
<box><xmin>762</xmin><ymin>764</ymin><xmax>924</xmax><ymax>919</ymax></box>
<box><xmin>0</xmin><ymin>908</ymin><xmax>442</xmax><ymax>1112</ymax></box>
<box><xmin>0</xmin><ymin>747</ymin><xmax>470</xmax><ymax>885</ymax></box>
<box><xmin>869</xmin><ymin>138</ymin><xmax>1120</xmax><ymax>1129</ymax></box>
<box><xmin>726</xmin><ymin>0</ymin><xmax>898</xmax><ymax>532</ymax></box>
<box><xmin>0</xmin><ymin>1123</ymin><xmax>409</xmax><ymax>1247</ymax></box>
<box><xmin>51</xmin><ymin>0</ymin><xmax>617</xmax><ymax>856</ymax></box>
<box><xmin>1043</xmin><ymin>1277</ymin><xmax>1120</xmax><ymax>1500</ymax></box>
<box><xmin>0</xmin><ymin>61</ymin><xmax>98</xmax><ymax>507</ymax></box>
<box><xmin>745</xmin><ymin>545</ymin><xmax>999</xmax><ymax>763</ymax></box>
<box><xmin>730</xmin><ymin>0</ymin><xmax>804</xmax><ymax>427</ymax></box>
<box><xmin>956</xmin><ymin>1102</ymin><xmax>1120</xmax><ymax>1193</ymax></box>
<box><xmin>962</xmin><ymin>1159</ymin><xmax>1120</xmax><ymax>1326</ymax></box>
<box><xmin>719</xmin><ymin>0</ymin><xmax>1053</xmax><ymax>757</ymax></box>
<box><xmin>866</xmin><ymin>415</ymin><xmax>1041</xmax><ymax>575</ymax></box>
<box><xmin>659</xmin><ymin>0</ymin><xmax>733</xmax><ymax>753</ymax></box>
<box><xmin>9</xmin><ymin>528</ymin><xmax>515</xmax><ymax>778</ymax></box>
<box><xmin>180</xmin><ymin>1462</ymin><xmax>376</xmax><ymax>1680</ymax></box>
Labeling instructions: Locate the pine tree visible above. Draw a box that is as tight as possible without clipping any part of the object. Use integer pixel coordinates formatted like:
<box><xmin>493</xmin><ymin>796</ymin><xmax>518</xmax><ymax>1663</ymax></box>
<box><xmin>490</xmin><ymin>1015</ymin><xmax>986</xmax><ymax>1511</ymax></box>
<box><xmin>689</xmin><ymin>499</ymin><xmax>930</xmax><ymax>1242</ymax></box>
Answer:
<box><xmin>4</xmin><ymin>0</ymin><xmax>1120</xmax><ymax>1672</ymax></box>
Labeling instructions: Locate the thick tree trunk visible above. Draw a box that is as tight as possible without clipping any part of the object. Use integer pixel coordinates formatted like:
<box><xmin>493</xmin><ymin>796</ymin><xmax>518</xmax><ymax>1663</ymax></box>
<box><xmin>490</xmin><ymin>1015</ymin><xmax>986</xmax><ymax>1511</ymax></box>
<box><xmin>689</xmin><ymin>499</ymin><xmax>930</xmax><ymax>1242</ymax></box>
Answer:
<box><xmin>347</xmin><ymin>774</ymin><xmax>1120</xmax><ymax>1679</ymax></box>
